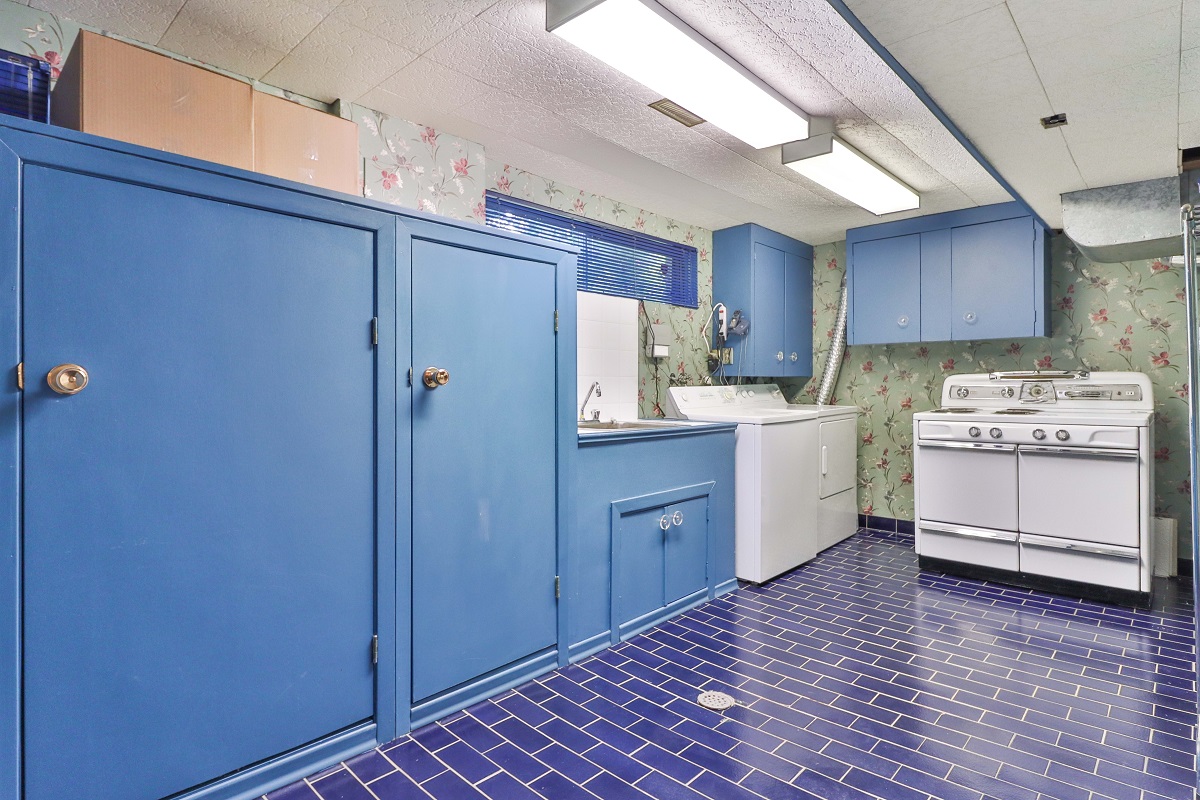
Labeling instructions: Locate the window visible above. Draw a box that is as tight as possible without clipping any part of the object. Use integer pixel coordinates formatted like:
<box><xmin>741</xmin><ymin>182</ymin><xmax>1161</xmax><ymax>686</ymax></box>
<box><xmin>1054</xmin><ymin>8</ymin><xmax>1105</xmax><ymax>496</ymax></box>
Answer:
<box><xmin>485</xmin><ymin>191</ymin><xmax>698</xmax><ymax>308</ymax></box>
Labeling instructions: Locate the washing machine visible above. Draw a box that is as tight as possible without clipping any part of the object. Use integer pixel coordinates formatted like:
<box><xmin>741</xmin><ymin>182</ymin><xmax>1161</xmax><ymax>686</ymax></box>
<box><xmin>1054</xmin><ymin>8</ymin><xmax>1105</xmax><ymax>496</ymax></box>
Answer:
<box><xmin>667</xmin><ymin>384</ymin><xmax>858</xmax><ymax>583</ymax></box>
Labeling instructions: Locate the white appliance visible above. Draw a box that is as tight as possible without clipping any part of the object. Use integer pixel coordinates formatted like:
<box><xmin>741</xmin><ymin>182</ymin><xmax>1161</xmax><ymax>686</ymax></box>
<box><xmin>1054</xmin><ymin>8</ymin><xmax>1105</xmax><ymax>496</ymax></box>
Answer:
<box><xmin>667</xmin><ymin>384</ymin><xmax>858</xmax><ymax>583</ymax></box>
<box><xmin>914</xmin><ymin>370</ymin><xmax>1155</xmax><ymax>604</ymax></box>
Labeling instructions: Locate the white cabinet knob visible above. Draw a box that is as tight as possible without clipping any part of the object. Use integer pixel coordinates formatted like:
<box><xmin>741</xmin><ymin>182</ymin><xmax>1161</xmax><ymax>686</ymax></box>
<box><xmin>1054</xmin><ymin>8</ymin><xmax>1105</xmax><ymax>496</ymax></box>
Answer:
<box><xmin>671</xmin><ymin>510</ymin><xmax>683</xmax><ymax>526</ymax></box>
<box><xmin>897</xmin><ymin>315</ymin><xmax>909</xmax><ymax>328</ymax></box>
<box><xmin>790</xmin><ymin>352</ymin><xmax>798</xmax><ymax>362</ymax></box>
<box><xmin>659</xmin><ymin>514</ymin><xmax>671</xmax><ymax>530</ymax></box>
<box><xmin>963</xmin><ymin>311</ymin><xmax>977</xmax><ymax>324</ymax></box>
<box><xmin>776</xmin><ymin>351</ymin><xmax>784</xmax><ymax>362</ymax></box>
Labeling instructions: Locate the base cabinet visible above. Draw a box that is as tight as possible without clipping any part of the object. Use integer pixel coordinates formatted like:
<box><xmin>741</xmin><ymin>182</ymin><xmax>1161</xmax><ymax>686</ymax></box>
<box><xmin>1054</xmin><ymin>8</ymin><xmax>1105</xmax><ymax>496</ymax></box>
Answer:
<box><xmin>572</xmin><ymin>427</ymin><xmax>736</xmax><ymax>660</ymax></box>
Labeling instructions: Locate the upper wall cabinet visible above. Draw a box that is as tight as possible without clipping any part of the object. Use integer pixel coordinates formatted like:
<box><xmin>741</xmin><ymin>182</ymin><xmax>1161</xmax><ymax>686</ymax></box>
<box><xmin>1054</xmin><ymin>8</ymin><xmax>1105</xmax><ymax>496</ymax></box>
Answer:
<box><xmin>713</xmin><ymin>224</ymin><xmax>814</xmax><ymax>378</ymax></box>
<box><xmin>846</xmin><ymin>202</ymin><xmax>1050</xmax><ymax>345</ymax></box>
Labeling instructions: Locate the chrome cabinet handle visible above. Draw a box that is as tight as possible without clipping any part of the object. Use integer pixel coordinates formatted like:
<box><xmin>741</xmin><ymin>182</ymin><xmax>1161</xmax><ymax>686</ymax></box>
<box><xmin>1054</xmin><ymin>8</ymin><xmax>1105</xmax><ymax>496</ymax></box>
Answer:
<box><xmin>776</xmin><ymin>351</ymin><xmax>784</xmax><ymax>362</ymax></box>
<box><xmin>47</xmin><ymin>364</ymin><xmax>88</xmax><ymax>395</ymax></box>
<box><xmin>897</xmin><ymin>315</ymin><xmax>909</xmax><ymax>328</ymax></box>
<box><xmin>963</xmin><ymin>312</ymin><xmax>977</xmax><ymax>324</ymax></box>
<box><xmin>659</xmin><ymin>514</ymin><xmax>671</xmax><ymax>530</ymax></box>
<box><xmin>1021</xmin><ymin>538</ymin><xmax>1139</xmax><ymax>560</ymax></box>
<box><xmin>671</xmin><ymin>510</ymin><xmax>683</xmax><ymax>526</ymax></box>
<box><xmin>790</xmin><ymin>352</ymin><xmax>798</xmax><ymax>362</ymax></box>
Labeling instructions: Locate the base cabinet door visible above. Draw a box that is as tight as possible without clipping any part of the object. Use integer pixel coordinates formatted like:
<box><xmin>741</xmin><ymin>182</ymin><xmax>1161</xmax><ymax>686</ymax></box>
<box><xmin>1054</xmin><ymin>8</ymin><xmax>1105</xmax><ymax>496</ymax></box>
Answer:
<box><xmin>410</xmin><ymin>236</ymin><xmax>559</xmax><ymax>704</ymax></box>
<box><xmin>664</xmin><ymin>497</ymin><xmax>708</xmax><ymax>604</ymax></box>
<box><xmin>20</xmin><ymin>152</ymin><xmax>387</xmax><ymax>800</ymax></box>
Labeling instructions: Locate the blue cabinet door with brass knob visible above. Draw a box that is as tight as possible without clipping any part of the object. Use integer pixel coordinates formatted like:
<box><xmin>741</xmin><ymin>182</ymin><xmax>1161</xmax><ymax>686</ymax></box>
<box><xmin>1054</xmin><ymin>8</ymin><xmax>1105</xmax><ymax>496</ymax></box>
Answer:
<box><xmin>0</xmin><ymin>121</ymin><xmax>398</xmax><ymax>800</ymax></box>
<box><xmin>406</xmin><ymin>221</ymin><xmax>576</xmax><ymax>727</ymax></box>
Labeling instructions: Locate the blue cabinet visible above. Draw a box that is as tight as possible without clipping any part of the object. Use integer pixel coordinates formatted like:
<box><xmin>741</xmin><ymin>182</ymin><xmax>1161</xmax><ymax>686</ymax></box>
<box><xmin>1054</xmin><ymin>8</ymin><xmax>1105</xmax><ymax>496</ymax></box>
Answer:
<box><xmin>713</xmin><ymin>224</ymin><xmax>814</xmax><ymax>377</ymax></box>
<box><xmin>406</xmin><ymin>222</ymin><xmax>575</xmax><ymax>727</ymax></box>
<box><xmin>0</xmin><ymin>120</ymin><xmax>399</xmax><ymax>800</ymax></box>
<box><xmin>847</xmin><ymin>202</ymin><xmax>1050</xmax><ymax>344</ymax></box>
<box><xmin>572</xmin><ymin>426</ymin><xmax>736</xmax><ymax>660</ymax></box>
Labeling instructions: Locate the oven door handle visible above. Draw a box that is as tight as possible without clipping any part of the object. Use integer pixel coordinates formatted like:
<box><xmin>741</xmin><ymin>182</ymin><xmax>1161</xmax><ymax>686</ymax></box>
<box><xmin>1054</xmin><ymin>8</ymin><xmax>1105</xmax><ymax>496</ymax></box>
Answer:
<box><xmin>1020</xmin><ymin>537</ymin><xmax>1140</xmax><ymax>560</ymax></box>
<box><xmin>917</xmin><ymin>440</ymin><xmax>1016</xmax><ymax>452</ymax></box>
<box><xmin>920</xmin><ymin>522</ymin><xmax>1018</xmax><ymax>542</ymax></box>
<box><xmin>1018</xmin><ymin>445</ymin><xmax>1139</xmax><ymax>459</ymax></box>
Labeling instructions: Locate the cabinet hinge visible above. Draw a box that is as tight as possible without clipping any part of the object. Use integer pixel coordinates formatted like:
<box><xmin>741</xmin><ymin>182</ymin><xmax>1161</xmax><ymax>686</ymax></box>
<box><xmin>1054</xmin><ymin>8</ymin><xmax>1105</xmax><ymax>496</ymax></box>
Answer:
<box><xmin>371</xmin><ymin>317</ymin><xmax>379</xmax><ymax>346</ymax></box>
<box><xmin>407</xmin><ymin>367</ymin><xmax>413</xmax><ymax>387</ymax></box>
<box><xmin>555</xmin><ymin>575</ymin><xmax>561</xmax><ymax>599</ymax></box>
<box><xmin>15</xmin><ymin>362</ymin><xmax>21</xmax><ymax>391</ymax></box>
<box><xmin>554</xmin><ymin>310</ymin><xmax>559</xmax><ymax>333</ymax></box>
<box><xmin>371</xmin><ymin>634</ymin><xmax>379</xmax><ymax>665</ymax></box>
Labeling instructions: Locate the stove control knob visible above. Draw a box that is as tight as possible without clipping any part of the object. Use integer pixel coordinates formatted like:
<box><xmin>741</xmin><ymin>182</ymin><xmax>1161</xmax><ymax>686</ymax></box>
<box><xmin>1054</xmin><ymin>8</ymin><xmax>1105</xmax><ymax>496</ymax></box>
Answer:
<box><xmin>1055</xmin><ymin>429</ymin><xmax>1070</xmax><ymax>441</ymax></box>
<box><xmin>968</xmin><ymin>426</ymin><xmax>981</xmax><ymax>438</ymax></box>
<box><xmin>955</xmin><ymin>386</ymin><xmax>969</xmax><ymax>399</ymax></box>
<box><xmin>989</xmin><ymin>427</ymin><xmax>1003</xmax><ymax>439</ymax></box>
<box><xmin>1000</xmin><ymin>386</ymin><xmax>1015</xmax><ymax>398</ymax></box>
<box><xmin>1032</xmin><ymin>429</ymin><xmax>1047</xmax><ymax>440</ymax></box>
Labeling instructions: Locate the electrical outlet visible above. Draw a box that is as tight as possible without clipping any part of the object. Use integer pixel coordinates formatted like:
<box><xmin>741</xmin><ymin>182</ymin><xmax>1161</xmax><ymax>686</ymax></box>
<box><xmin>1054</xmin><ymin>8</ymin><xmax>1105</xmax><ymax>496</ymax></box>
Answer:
<box><xmin>721</xmin><ymin>348</ymin><xmax>733</xmax><ymax>365</ymax></box>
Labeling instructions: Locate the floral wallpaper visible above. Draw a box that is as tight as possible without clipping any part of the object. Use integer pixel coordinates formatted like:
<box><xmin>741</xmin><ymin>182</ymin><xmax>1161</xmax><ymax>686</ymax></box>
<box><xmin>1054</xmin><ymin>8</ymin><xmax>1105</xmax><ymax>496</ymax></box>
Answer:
<box><xmin>0</xmin><ymin>2</ymin><xmax>76</xmax><ymax>82</ymax></box>
<box><xmin>793</xmin><ymin>236</ymin><xmax>1191</xmax><ymax>554</ymax></box>
<box><xmin>355</xmin><ymin>104</ymin><xmax>486</xmax><ymax>222</ymax></box>
<box><xmin>485</xmin><ymin>164</ymin><xmax>715</xmax><ymax>419</ymax></box>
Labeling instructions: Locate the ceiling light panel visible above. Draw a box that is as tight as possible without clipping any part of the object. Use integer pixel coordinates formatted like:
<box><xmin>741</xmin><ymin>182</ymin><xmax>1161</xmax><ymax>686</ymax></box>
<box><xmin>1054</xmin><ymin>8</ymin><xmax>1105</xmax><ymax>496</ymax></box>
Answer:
<box><xmin>548</xmin><ymin>0</ymin><xmax>809</xmax><ymax>149</ymax></box>
<box><xmin>783</xmin><ymin>135</ymin><xmax>919</xmax><ymax>216</ymax></box>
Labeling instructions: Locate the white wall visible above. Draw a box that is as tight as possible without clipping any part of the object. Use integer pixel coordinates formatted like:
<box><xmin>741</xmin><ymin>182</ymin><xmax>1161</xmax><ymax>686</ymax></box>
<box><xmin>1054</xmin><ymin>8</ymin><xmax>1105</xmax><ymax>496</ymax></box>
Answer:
<box><xmin>577</xmin><ymin>292</ymin><xmax>639</xmax><ymax>421</ymax></box>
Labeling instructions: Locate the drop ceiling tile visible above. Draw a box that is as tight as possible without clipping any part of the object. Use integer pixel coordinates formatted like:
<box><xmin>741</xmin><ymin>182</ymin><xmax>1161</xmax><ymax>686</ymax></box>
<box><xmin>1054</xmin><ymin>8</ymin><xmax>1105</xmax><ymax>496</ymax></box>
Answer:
<box><xmin>1027</xmin><ymin>6</ymin><xmax>1181</xmax><ymax>91</ymax></box>
<box><xmin>335</xmin><ymin>0</ymin><xmax>494</xmax><ymax>55</ymax></box>
<box><xmin>841</xmin><ymin>0</ymin><xmax>1006</xmax><ymax>46</ymax></box>
<box><xmin>158</xmin><ymin>0</ymin><xmax>325</xmax><ymax>79</ymax></box>
<box><xmin>28</xmin><ymin>0</ymin><xmax>185</xmax><ymax>43</ymax></box>
<box><xmin>885</xmin><ymin>5</ymin><xmax>1026</xmax><ymax>79</ymax></box>
<box><xmin>1186</xmin><ymin>0</ymin><xmax>1200</xmax><ymax>47</ymax></box>
<box><xmin>1070</xmin><ymin>134</ymin><xmax>1178</xmax><ymax>188</ymax></box>
<box><xmin>1181</xmin><ymin>119</ymin><xmax>1200</xmax><ymax>149</ymax></box>
<box><xmin>355</xmin><ymin>56</ymin><xmax>493</xmax><ymax>125</ymax></box>
<box><xmin>1040</xmin><ymin>54</ymin><xmax>1179</xmax><ymax>114</ymax></box>
<box><xmin>917</xmin><ymin>52</ymin><xmax>1046</xmax><ymax>113</ymax></box>
<box><xmin>261</xmin><ymin>12</ymin><xmax>417</xmax><ymax>103</ymax></box>
<box><xmin>1059</xmin><ymin>93</ymin><xmax>1178</xmax><ymax>146</ymax></box>
<box><xmin>1182</xmin><ymin>45</ymin><xmax>1200</xmax><ymax>91</ymax></box>
<box><xmin>1181</xmin><ymin>90</ymin><xmax>1200</xmax><ymax>125</ymax></box>
<box><xmin>1008</xmin><ymin>0</ymin><xmax>1181</xmax><ymax>49</ymax></box>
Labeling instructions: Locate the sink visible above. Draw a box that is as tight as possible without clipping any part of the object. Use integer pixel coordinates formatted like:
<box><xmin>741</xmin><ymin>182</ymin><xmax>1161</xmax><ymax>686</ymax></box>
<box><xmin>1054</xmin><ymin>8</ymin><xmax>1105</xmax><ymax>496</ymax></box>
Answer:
<box><xmin>578</xmin><ymin>419</ymin><xmax>696</xmax><ymax>432</ymax></box>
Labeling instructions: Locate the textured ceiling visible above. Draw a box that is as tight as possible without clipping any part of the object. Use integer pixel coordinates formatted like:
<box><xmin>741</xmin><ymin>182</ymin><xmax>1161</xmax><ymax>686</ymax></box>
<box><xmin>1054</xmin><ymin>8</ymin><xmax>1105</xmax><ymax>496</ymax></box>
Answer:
<box><xmin>845</xmin><ymin>0</ymin><xmax>1191</xmax><ymax>229</ymax></box>
<box><xmin>27</xmin><ymin>0</ymin><xmax>1019</xmax><ymax>243</ymax></box>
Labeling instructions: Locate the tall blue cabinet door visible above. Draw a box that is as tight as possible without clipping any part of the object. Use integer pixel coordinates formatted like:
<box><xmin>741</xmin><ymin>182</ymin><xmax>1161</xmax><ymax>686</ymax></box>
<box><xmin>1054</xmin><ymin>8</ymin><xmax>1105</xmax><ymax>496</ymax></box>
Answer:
<box><xmin>663</xmin><ymin>497</ymin><xmax>708</xmax><ymax>604</ymax></box>
<box><xmin>849</xmin><ymin>234</ymin><xmax>921</xmax><ymax>344</ymax></box>
<box><xmin>951</xmin><ymin>217</ymin><xmax>1035</xmax><ymax>340</ymax></box>
<box><xmin>21</xmin><ymin>166</ymin><xmax>380</xmax><ymax>800</ymax></box>
<box><xmin>751</xmin><ymin>242</ymin><xmax>785</xmax><ymax>375</ymax></box>
<box><xmin>410</xmin><ymin>238</ymin><xmax>558</xmax><ymax>703</ymax></box>
<box><xmin>783</xmin><ymin>252</ymin><xmax>813</xmax><ymax>378</ymax></box>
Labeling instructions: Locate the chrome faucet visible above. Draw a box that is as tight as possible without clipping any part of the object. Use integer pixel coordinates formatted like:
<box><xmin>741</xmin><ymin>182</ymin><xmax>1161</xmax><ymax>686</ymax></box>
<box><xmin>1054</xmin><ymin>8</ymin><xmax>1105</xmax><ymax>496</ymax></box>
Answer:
<box><xmin>580</xmin><ymin>381</ymin><xmax>602</xmax><ymax>421</ymax></box>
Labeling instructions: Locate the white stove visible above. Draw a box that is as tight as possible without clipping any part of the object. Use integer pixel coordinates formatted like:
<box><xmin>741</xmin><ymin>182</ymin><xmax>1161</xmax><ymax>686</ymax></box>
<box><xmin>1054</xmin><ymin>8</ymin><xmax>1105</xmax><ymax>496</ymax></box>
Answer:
<box><xmin>913</xmin><ymin>370</ymin><xmax>1155</xmax><ymax>604</ymax></box>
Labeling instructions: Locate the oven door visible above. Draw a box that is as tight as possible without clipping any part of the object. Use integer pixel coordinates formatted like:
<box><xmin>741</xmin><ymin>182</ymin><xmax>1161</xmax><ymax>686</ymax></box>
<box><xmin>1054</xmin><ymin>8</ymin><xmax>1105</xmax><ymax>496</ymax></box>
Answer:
<box><xmin>1017</xmin><ymin>445</ymin><xmax>1141</xmax><ymax>547</ymax></box>
<box><xmin>916</xmin><ymin>440</ymin><xmax>1018</xmax><ymax>531</ymax></box>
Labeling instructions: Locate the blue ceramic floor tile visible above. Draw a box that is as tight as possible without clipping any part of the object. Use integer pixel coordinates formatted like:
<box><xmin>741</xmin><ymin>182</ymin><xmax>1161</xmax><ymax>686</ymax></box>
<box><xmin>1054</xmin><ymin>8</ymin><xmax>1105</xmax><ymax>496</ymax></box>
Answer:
<box><xmin>274</xmin><ymin>529</ymin><xmax>1196</xmax><ymax>800</ymax></box>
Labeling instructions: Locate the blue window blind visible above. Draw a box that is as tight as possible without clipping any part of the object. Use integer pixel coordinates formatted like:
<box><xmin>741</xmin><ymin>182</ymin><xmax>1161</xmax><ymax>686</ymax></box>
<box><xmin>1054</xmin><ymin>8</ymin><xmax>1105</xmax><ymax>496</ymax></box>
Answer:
<box><xmin>485</xmin><ymin>191</ymin><xmax>698</xmax><ymax>308</ymax></box>
<box><xmin>0</xmin><ymin>50</ymin><xmax>50</xmax><ymax>124</ymax></box>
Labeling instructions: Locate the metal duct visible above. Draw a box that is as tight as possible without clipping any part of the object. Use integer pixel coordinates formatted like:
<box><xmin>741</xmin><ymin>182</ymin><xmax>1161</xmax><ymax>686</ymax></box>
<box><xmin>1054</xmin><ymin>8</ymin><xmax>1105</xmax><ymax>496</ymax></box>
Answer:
<box><xmin>1062</xmin><ymin>177</ymin><xmax>1183</xmax><ymax>263</ymax></box>
<box><xmin>817</xmin><ymin>276</ymin><xmax>848</xmax><ymax>406</ymax></box>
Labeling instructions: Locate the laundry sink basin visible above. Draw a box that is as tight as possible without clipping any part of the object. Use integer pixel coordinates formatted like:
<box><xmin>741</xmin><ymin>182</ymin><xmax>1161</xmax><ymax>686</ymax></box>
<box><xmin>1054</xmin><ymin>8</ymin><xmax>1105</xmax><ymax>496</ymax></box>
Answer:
<box><xmin>578</xmin><ymin>419</ymin><xmax>700</xmax><ymax>432</ymax></box>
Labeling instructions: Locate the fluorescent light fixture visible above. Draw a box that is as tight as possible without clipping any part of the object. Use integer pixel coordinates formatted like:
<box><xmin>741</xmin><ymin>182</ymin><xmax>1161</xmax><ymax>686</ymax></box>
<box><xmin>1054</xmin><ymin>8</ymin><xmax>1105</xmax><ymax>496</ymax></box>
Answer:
<box><xmin>782</xmin><ymin>120</ymin><xmax>919</xmax><ymax>216</ymax></box>
<box><xmin>547</xmin><ymin>0</ymin><xmax>809</xmax><ymax>149</ymax></box>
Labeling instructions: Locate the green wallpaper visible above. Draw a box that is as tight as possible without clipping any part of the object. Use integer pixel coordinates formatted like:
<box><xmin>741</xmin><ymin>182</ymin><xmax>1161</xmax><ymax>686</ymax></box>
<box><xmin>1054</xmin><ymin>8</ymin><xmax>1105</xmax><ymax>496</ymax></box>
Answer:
<box><xmin>795</xmin><ymin>237</ymin><xmax>1191</xmax><ymax>554</ymax></box>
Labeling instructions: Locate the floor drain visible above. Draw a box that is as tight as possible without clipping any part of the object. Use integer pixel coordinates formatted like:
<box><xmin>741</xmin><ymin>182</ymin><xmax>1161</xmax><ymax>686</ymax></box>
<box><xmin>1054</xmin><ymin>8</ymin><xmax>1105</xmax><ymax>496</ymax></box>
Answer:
<box><xmin>696</xmin><ymin>691</ymin><xmax>736</xmax><ymax>711</ymax></box>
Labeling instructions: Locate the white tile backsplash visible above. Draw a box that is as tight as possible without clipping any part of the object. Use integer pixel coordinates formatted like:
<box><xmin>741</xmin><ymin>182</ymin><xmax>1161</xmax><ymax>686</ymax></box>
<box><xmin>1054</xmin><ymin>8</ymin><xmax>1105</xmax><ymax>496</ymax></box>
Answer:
<box><xmin>577</xmin><ymin>292</ymin><xmax>639</xmax><ymax>421</ymax></box>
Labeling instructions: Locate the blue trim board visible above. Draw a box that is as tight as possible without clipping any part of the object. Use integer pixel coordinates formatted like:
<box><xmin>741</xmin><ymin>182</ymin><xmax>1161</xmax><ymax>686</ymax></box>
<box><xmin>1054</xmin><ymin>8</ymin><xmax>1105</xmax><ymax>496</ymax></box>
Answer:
<box><xmin>823</xmin><ymin>0</ymin><xmax>1051</xmax><ymax>231</ymax></box>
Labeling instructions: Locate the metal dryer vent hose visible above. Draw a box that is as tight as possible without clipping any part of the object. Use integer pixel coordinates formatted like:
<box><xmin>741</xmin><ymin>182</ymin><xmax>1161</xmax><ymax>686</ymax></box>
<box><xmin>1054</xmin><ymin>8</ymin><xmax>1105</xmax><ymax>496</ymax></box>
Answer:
<box><xmin>816</xmin><ymin>276</ymin><xmax>849</xmax><ymax>406</ymax></box>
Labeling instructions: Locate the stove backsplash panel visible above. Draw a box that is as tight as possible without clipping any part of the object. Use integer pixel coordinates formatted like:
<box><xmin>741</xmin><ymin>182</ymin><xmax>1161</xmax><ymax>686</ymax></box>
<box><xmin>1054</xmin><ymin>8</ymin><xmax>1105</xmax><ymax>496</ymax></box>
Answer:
<box><xmin>793</xmin><ymin>235</ymin><xmax>1190</xmax><ymax>556</ymax></box>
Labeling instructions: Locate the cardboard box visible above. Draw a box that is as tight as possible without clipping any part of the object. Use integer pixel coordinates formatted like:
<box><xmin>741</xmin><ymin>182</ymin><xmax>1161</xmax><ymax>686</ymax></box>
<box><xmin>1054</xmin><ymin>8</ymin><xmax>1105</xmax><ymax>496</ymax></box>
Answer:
<box><xmin>252</xmin><ymin>91</ymin><xmax>359</xmax><ymax>195</ymax></box>
<box><xmin>51</xmin><ymin>31</ymin><xmax>253</xmax><ymax>170</ymax></box>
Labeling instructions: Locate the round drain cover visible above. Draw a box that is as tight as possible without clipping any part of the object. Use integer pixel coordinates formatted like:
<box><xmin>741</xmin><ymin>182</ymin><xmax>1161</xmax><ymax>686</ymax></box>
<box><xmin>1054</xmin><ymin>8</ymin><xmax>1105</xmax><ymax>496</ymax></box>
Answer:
<box><xmin>696</xmin><ymin>691</ymin><xmax>736</xmax><ymax>711</ymax></box>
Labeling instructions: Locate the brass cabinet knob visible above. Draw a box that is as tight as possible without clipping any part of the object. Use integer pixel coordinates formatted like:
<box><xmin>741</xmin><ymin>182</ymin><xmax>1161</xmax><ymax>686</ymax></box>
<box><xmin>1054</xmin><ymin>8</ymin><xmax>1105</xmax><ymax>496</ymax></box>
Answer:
<box><xmin>422</xmin><ymin>367</ymin><xmax>450</xmax><ymax>389</ymax></box>
<box><xmin>47</xmin><ymin>364</ymin><xmax>88</xmax><ymax>395</ymax></box>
